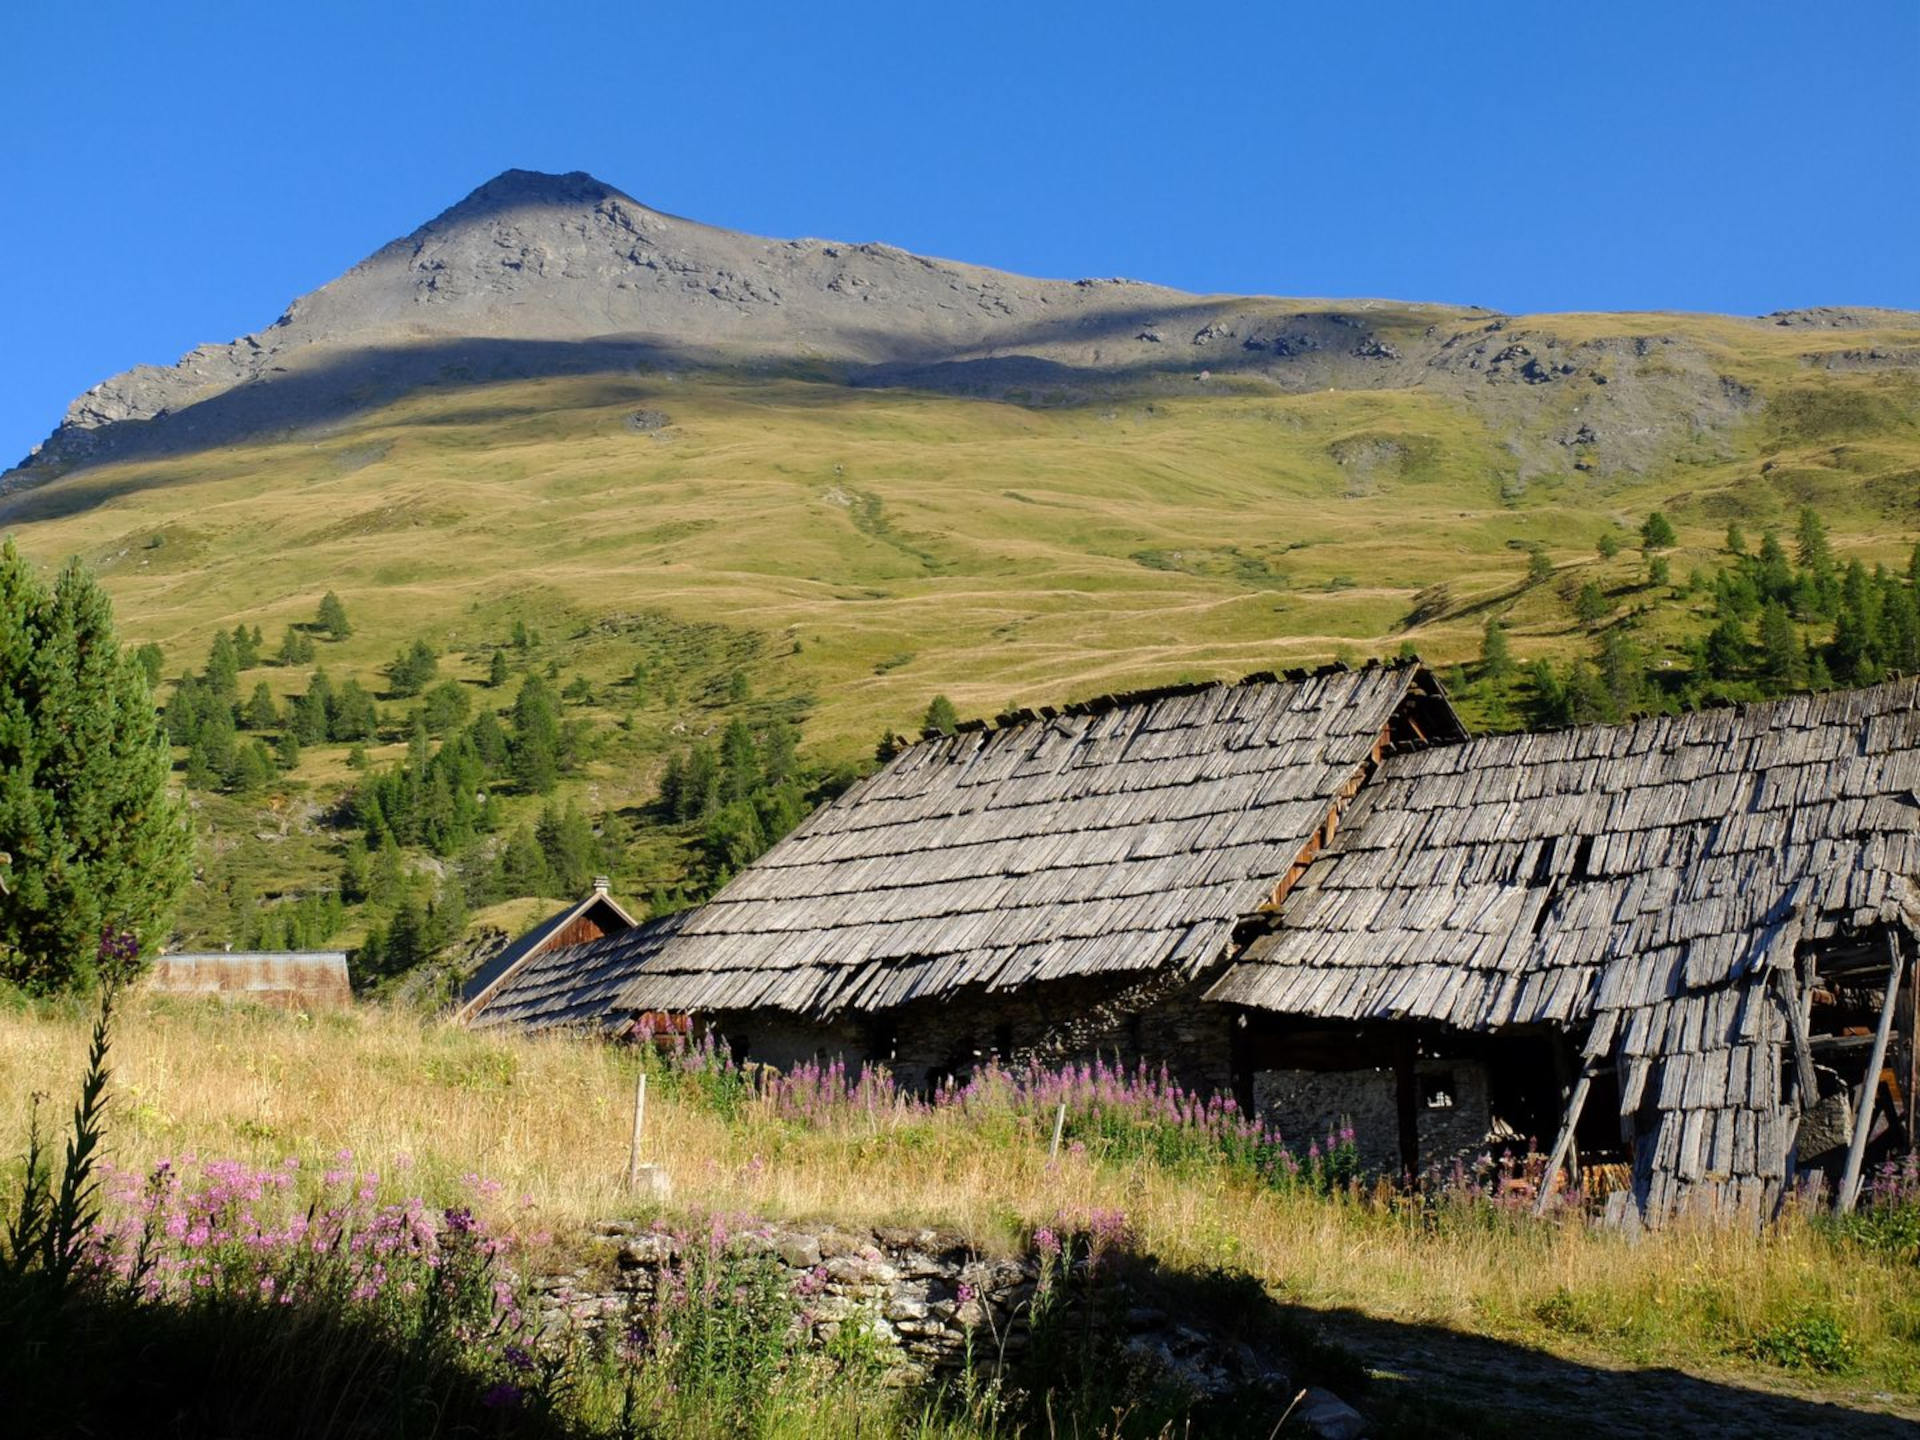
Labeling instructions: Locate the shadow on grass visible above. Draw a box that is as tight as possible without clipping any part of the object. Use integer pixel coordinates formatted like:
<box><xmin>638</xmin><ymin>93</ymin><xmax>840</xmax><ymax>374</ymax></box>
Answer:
<box><xmin>1004</xmin><ymin>1251</ymin><xmax>1915</xmax><ymax>1440</ymax></box>
<box><xmin>0</xmin><ymin>1285</ymin><xmax>569</xmax><ymax>1440</ymax></box>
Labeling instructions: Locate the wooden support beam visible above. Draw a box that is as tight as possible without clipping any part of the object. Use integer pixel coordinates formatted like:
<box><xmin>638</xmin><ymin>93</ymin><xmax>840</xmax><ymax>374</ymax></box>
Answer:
<box><xmin>1535</xmin><ymin>1062</ymin><xmax>1596</xmax><ymax>1216</ymax></box>
<box><xmin>1901</xmin><ymin>954</ymin><xmax>1919</xmax><ymax>1153</ymax></box>
<box><xmin>1394</xmin><ymin>1031</ymin><xmax>1419</xmax><ymax>1180</ymax></box>
<box><xmin>1776</xmin><ymin>964</ymin><xmax>1819</xmax><ymax>1110</ymax></box>
<box><xmin>1836</xmin><ymin>933</ymin><xmax>1905</xmax><ymax>1216</ymax></box>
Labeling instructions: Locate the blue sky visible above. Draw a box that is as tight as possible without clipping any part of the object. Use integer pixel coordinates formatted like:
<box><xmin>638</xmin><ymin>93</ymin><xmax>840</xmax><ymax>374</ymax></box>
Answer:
<box><xmin>2</xmin><ymin>1</ymin><xmax>1914</xmax><ymax>466</ymax></box>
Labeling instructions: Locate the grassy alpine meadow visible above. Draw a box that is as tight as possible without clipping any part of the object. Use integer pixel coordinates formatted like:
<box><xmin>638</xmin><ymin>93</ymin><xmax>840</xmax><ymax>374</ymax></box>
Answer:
<box><xmin>3</xmin><ymin>992</ymin><xmax>1917</xmax><ymax>1435</ymax></box>
<box><xmin>3</xmin><ymin>349</ymin><xmax>1917</xmax><ymax>771</ymax></box>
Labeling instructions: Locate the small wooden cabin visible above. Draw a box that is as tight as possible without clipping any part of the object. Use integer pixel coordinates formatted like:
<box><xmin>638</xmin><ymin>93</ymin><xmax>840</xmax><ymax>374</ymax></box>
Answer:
<box><xmin>453</xmin><ymin>879</ymin><xmax>637</xmax><ymax>1026</ymax></box>
<box><xmin>1210</xmin><ymin>678</ymin><xmax>1920</xmax><ymax>1222</ymax></box>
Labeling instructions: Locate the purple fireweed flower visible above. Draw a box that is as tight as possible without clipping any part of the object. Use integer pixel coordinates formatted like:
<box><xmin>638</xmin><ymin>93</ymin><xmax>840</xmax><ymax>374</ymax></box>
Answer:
<box><xmin>481</xmin><ymin>1382</ymin><xmax>523</xmax><ymax>1409</ymax></box>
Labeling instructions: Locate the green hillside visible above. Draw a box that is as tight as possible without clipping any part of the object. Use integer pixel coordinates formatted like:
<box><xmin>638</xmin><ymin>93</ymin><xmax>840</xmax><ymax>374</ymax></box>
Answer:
<box><xmin>3</xmin><ymin>310</ymin><xmax>1918</xmax><ymax>969</ymax></box>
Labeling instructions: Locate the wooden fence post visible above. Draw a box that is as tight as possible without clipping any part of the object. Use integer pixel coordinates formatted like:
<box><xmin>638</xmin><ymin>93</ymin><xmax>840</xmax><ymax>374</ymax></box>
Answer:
<box><xmin>625</xmin><ymin>1070</ymin><xmax>649</xmax><ymax>1191</ymax></box>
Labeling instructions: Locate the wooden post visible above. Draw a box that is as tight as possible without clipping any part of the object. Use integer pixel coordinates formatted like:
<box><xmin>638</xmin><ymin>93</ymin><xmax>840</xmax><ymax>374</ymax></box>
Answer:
<box><xmin>1549</xmin><ymin>1034</ymin><xmax>1581</xmax><ymax>1190</ymax></box>
<box><xmin>1394</xmin><ymin>1031</ymin><xmax>1419</xmax><ymax>1179</ymax></box>
<box><xmin>1908</xmin><ymin>963</ymin><xmax>1920</xmax><ymax>1153</ymax></box>
<box><xmin>1048</xmin><ymin>1102</ymin><xmax>1066</xmax><ymax>1161</ymax></box>
<box><xmin>1836</xmin><ymin>934</ymin><xmax>1904</xmax><ymax>1216</ymax></box>
<box><xmin>1534</xmin><ymin>1064</ymin><xmax>1595</xmax><ymax>1216</ymax></box>
<box><xmin>624</xmin><ymin>1070</ymin><xmax>649</xmax><ymax>1191</ymax></box>
<box><xmin>1775</xmin><ymin>964</ymin><xmax>1819</xmax><ymax>1110</ymax></box>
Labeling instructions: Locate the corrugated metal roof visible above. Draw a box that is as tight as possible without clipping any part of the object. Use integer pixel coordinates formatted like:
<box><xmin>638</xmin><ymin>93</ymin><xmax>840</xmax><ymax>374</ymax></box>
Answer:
<box><xmin>147</xmin><ymin>952</ymin><xmax>352</xmax><ymax>1009</ymax></box>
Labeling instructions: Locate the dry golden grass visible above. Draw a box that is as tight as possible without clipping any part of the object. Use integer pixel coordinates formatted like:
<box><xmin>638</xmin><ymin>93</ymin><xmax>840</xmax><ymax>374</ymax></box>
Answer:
<box><xmin>4</xmin><ymin>994</ymin><xmax>1916</xmax><ymax>1410</ymax></box>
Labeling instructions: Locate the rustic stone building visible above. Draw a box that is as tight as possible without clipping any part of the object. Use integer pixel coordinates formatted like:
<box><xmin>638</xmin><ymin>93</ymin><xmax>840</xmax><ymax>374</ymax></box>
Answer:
<box><xmin>1210</xmin><ymin>678</ymin><xmax>1920</xmax><ymax>1221</ymax></box>
<box><xmin>465</xmin><ymin>662</ymin><xmax>1461</xmax><ymax>1090</ymax></box>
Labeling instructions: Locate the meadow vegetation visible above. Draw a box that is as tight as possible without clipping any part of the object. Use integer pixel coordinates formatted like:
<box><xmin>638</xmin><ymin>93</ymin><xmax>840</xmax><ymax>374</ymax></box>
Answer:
<box><xmin>3</xmin><ymin>993</ymin><xmax>1916</xmax><ymax>1436</ymax></box>
<box><xmin>3</xmin><ymin>353</ymin><xmax>1917</xmax><ymax>975</ymax></box>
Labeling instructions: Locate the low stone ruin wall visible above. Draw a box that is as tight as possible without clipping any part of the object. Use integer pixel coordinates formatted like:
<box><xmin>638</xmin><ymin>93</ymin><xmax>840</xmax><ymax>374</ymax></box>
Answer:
<box><xmin>532</xmin><ymin>1218</ymin><xmax>1290</xmax><ymax>1400</ymax></box>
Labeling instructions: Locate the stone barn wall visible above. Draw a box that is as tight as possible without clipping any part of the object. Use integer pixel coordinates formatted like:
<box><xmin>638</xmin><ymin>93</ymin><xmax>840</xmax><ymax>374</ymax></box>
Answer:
<box><xmin>1253</xmin><ymin>1057</ymin><xmax>1494</xmax><ymax>1174</ymax></box>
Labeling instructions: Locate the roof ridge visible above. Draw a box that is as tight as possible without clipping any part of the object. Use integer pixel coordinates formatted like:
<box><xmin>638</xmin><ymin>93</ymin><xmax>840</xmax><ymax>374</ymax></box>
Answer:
<box><xmin>914</xmin><ymin>655</ymin><xmax>1425</xmax><ymax>746</ymax></box>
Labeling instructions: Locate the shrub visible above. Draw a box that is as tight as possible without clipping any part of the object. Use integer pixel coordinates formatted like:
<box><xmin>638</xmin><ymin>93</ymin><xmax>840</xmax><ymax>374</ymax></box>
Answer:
<box><xmin>1746</xmin><ymin>1307</ymin><xmax>1860</xmax><ymax>1374</ymax></box>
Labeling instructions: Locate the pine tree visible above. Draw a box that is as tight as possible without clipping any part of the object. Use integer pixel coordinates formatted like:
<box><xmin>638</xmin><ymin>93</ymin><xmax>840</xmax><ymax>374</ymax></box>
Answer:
<box><xmin>244</xmin><ymin>681</ymin><xmax>279</xmax><ymax>730</ymax></box>
<box><xmin>1795</xmin><ymin>506</ymin><xmax>1833</xmax><ymax>574</ymax></box>
<box><xmin>421</xmin><ymin>678</ymin><xmax>470</xmax><ymax>734</ymax></box>
<box><xmin>278</xmin><ymin>625</ymin><xmax>315</xmax><ymax>666</ymax></box>
<box><xmin>1479</xmin><ymin>620</ymin><xmax>1514</xmax><ymax>685</ymax></box>
<box><xmin>924</xmin><ymin>695</ymin><xmax>960</xmax><ymax>735</ymax></box>
<box><xmin>133</xmin><ymin>642</ymin><xmax>165</xmax><ymax>691</ymax></box>
<box><xmin>488</xmin><ymin>650</ymin><xmax>511</xmax><ymax>687</ymax></box>
<box><xmin>1573</xmin><ymin>583</ymin><xmax>1610</xmax><ymax>623</ymax></box>
<box><xmin>1639</xmin><ymin>512</ymin><xmax>1678</xmax><ymax>550</ymax></box>
<box><xmin>1758</xmin><ymin>602</ymin><xmax>1806</xmax><ymax>690</ymax></box>
<box><xmin>497</xmin><ymin>824</ymin><xmax>551</xmax><ymax>896</ymax></box>
<box><xmin>1595</xmin><ymin>532</ymin><xmax>1620</xmax><ymax>560</ymax></box>
<box><xmin>293</xmin><ymin>671</ymin><xmax>333</xmax><ymax>745</ymax></box>
<box><xmin>231</xmin><ymin>623</ymin><xmax>261</xmax><ymax>670</ymax></box>
<box><xmin>509</xmin><ymin>675</ymin><xmax>562</xmax><ymax>793</ymax></box>
<box><xmin>1705</xmin><ymin>617</ymin><xmax>1748</xmax><ymax>680</ymax></box>
<box><xmin>317</xmin><ymin>591</ymin><xmax>353</xmax><ymax>640</ymax></box>
<box><xmin>1725</xmin><ymin>522</ymin><xmax>1747</xmax><ymax>556</ymax></box>
<box><xmin>0</xmin><ymin>544</ymin><xmax>192</xmax><ymax>991</ymax></box>
<box><xmin>205</xmin><ymin>630</ymin><xmax>241</xmax><ymax>697</ymax></box>
<box><xmin>536</xmin><ymin>801</ymin><xmax>600</xmax><ymax>894</ymax></box>
<box><xmin>275</xmin><ymin>728</ymin><xmax>302</xmax><ymax>772</ymax></box>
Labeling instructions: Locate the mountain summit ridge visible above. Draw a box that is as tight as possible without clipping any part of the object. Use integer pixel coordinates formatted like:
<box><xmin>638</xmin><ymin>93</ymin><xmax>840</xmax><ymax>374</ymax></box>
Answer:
<box><xmin>9</xmin><ymin>168</ymin><xmax>1918</xmax><ymax>483</ymax></box>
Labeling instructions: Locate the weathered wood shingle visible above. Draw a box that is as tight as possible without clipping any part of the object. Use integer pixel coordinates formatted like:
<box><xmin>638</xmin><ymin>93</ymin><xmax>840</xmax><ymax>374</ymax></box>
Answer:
<box><xmin>610</xmin><ymin>665</ymin><xmax>1437</xmax><ymax>1018</ymax></box>
<box><xmin>1211</xmin><ymin>676</ymin><xmax>1920</xmax><ymax>1216</ymax></box>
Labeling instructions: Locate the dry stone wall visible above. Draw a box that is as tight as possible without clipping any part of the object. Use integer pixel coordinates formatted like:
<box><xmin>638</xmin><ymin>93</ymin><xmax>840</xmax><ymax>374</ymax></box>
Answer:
<box><xmin>533</xmin><ymin>1218</ymin><xmax>1293</xmax><ymax>1400</ymax></box>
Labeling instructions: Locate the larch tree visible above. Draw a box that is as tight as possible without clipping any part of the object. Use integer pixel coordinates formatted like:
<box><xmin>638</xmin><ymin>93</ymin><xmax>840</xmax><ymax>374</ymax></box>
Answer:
<box><xmin>0</xmin><ymin>542</ymin><xmax>191</xmax><ymax>991</ymax></box>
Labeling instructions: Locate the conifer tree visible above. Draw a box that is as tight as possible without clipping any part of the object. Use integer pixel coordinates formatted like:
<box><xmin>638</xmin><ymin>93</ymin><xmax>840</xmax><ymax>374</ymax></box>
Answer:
<box><xmin>488</xmin><ymin>650</ymin><xmax>510</xmax><ymax>687</ymax></box>
<box><xmin>0</xmin><ymin>543</ymin><xmax>191</xmax><ymax>991</ymax></box>
<box><xmin>133</xmin><ymin>642</ymin><xmax>165</xmax><ymax>690</ymax></box>
<box><xmin>509</xmin><ymin>675</ymin><xmax>561</xmax><ymax>793</ymax></box>
<box><xmin>1479</xmin><ymin>620</ymin><xmax>1514</xmax><ymax>685</ymax></box>
<box><xmin>317</xmin><ymin>591</ymin><xmax>353</xmax><ymax>640</ymax></box>
<box><xmin>244</xmin><ymin>681</ymin><xmax>279</xmax><ymax>731</ymax></box>
<box><xmin>1639</xmin><ymin>512</ymin><xmax>1677</xmax><ymax>550</ymax></box>
<box><xmin>1795</xmin><ymin>506</ymin><xmax>1833</xmax><ymax>574</ymax></box>
<box><xmin>1758</xmin><ymin>602</ymin><xmax>1805</xmax><ymax>689</ymax></box>
<box><xmin>923</xmin><ymin>695</ymin><xmax>960</xmax><ymax>735</ymax></box>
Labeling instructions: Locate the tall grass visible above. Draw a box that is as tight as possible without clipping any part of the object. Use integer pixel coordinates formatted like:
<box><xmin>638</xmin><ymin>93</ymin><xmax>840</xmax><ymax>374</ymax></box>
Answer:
<box><xmin>3</xmin><ymin>994</ymin><xmax>1917</xmax><ymax>1408</ymax></box>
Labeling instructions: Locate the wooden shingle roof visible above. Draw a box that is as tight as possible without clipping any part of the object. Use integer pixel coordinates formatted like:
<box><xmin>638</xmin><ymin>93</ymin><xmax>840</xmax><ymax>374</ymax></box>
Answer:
<box><xmin>1210</xmin><ymin>677</ymin><xmax>1920</xmax><ymax>1215</ymax></box>
<box><xmin>466</xmin><ymin>909</ymin><xmax>692</xmax><ymax>1034</ymax></box>
<box><xmin>611</xmin><ymin>663</ymin><xmax>1447</xmax><ymax>1019</ymax></box>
